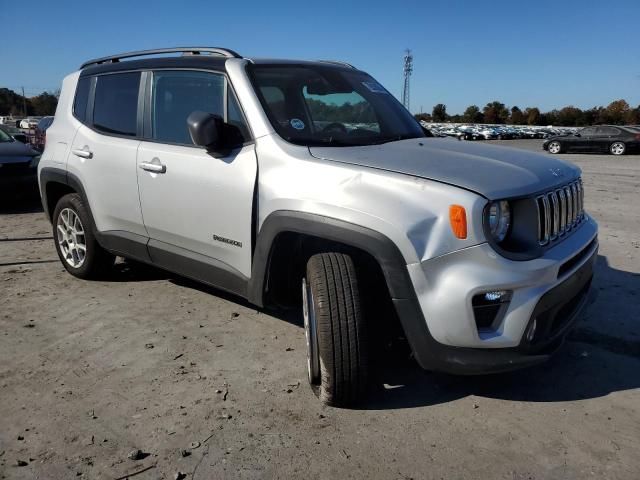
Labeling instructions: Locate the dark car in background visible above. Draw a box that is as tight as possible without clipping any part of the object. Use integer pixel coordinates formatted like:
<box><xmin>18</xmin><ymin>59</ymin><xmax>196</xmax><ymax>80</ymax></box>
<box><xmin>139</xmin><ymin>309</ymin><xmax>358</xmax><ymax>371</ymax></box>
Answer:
<box><xmin>543</xmin><ymin>125</ymin><xmax>640</xmax><ymax>155</ymax></box>
<box><xmin>0</xmin><ymin>124</ymin><xmax>29</xmax><ymax>144</ymax></box>
<box><xmin>34</xmin><ymin>116</ymin><xmax>54</xmax><ymax>151</ymax></box>
<box><xmin>0</xmin><ymin>126</ymin><xmax>41</xmax><ymax>194</ymax></box>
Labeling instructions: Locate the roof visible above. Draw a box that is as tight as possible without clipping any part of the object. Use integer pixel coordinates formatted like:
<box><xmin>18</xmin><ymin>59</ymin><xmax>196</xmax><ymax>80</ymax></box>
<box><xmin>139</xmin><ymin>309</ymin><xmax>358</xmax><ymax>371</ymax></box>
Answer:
<box><xmin>79</xmin><ymin>47</ymin><xmax>357</xmax><ymax>75</ymax></box>
<box><xmin>80</xmin><ymin>55</ymin><xmax>230</xmax><ymax>76</ymax></box>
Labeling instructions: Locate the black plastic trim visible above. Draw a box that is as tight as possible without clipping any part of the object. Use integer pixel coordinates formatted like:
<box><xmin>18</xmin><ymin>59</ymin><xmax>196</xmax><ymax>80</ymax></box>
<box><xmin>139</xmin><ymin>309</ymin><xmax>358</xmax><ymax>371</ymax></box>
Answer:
<box><xmin>148</xmin><ymin>239</ymin><xmax>248</xmax><ymax>298</ymax></box>
<box><xmin>96</xmin><ymin>230</ymin><xmax>152</xmax><ymax>263</ymax></box>
<box><xmin>248</xmin><ymin>211</ymin><xmax>416</xmax><ymax>307</ymax></box>
<box><xmin>520</xmin><ymin>249</ymin><xmax>596</xmax><ymax>351</ymax></box>
<box><xmin>39</xmin><ymin>167</ymin><xmax>68</xmax><ymax>220</ymax></box>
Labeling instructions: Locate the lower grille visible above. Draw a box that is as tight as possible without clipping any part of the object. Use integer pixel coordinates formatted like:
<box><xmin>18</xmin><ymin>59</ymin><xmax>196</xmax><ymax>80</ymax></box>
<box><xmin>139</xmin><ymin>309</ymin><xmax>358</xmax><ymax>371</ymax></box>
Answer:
<box><xmin>536</xmin><ymin>179</ymin><xmax>584</xmax><ymax>245</ymax></box>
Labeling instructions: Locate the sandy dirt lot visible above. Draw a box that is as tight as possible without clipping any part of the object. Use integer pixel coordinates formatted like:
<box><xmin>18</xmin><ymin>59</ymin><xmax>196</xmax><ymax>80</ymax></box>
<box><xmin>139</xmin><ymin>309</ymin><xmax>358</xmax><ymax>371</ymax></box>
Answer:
<box><xmin>1</xmin><ymin>140</ymin><xmax>638</xmax><ymax>479</ymax></box>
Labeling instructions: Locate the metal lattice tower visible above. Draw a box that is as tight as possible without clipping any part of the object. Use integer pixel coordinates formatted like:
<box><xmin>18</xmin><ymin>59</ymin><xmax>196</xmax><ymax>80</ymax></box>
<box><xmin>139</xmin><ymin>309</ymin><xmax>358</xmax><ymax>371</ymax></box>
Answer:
<box><xmin>402</xmin><ymin>49</ymin><xmax>413</xmax><ymax>111</ymax></box>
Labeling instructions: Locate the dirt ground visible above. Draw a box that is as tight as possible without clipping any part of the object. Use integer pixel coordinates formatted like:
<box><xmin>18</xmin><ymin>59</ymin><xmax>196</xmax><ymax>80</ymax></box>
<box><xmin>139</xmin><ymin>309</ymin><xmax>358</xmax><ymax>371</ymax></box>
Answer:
<box><xmin>1</xmin><ymin>139</ymin><xmax>638</xmax><ymax>480</ymax></box>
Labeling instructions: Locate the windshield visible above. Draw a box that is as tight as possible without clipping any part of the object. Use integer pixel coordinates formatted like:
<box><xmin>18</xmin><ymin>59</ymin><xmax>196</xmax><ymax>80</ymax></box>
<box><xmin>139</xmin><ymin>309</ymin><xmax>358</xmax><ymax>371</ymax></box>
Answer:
<box><xmin>0</xmin><ymin>128</ymin><xmax>14</xmax><ymax>143</ymax></box>
<box><xmin>248</xmin><ymin>65</ymin><xmax>425</xmax><ymax>147</ymax></box>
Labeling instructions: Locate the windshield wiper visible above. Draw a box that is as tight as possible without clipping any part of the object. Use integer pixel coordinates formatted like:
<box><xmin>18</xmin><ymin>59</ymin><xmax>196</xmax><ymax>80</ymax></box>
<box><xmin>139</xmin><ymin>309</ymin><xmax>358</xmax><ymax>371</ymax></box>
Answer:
<box><xmin>372</xmin><ymin>134</ymin><xmax>428</xmax><ymax>145</ymax></box>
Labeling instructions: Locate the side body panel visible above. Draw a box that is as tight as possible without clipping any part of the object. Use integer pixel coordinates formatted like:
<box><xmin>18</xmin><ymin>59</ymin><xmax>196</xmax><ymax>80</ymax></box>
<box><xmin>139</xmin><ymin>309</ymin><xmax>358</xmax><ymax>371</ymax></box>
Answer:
<box><xmin>68</xmin><ymin>125</ymin><xmax>145</xmax><ymax>235</ymax></box>
<box><xmin>137</xmin><ymin>141</ymin><xmax>257</xmax><ymax>278</ymax></box>
<box><xmin>253</xmin><ymin>134</ymin><xmax>487</xmax><ymax>269</ymax></box>
<box><xmin>37</xmin><ymin>72</ymin><xmax>80</xmax><ymax>195</ymax></box>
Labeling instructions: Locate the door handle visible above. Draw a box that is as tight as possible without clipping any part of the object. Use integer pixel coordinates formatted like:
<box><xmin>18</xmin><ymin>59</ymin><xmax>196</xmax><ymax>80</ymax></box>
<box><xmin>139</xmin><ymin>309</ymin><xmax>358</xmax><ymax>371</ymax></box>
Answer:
<box><xmin>139</xmin><ymin>161</ymin><xmax>166</xmax><ymax>174</ymax></box>
<box><xmin>72</xmin><ymin>147</ymin><xmax>93</xmax><ymax>159</ymax></box>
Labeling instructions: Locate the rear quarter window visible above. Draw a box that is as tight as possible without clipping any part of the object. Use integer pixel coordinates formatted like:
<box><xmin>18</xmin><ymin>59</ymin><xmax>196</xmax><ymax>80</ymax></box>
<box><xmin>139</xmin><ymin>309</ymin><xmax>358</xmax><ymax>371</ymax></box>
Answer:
<box><xmin>73</xmin><ymin>77</ymin><xmax>91</xmax><ymax>123</ymax></box>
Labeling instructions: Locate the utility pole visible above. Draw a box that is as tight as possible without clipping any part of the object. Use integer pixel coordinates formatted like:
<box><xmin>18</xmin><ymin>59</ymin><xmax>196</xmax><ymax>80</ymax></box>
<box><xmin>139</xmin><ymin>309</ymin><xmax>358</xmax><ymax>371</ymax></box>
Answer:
<box><xmin>21</xmin><ymin>86</ymin><xmax>27</xmax><ymax>117</ymax></box>
<box><xmin>401</xmin><ymin>49</ymin><xmax>413</xmax><ymax>112</ymax></box>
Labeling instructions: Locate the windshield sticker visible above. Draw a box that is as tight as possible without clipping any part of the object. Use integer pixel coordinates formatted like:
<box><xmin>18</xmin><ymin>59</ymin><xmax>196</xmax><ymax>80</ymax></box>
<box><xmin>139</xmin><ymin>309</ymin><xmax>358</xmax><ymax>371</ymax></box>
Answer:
<box><xmin>290</xmin><ymin>118</ymin><xmax>305</xmax><ymax>130</ymax></box>
<box><xmin>362</xmin><ymin>81</ymin><xmax>387</xmax><ymax>94</ymax></box>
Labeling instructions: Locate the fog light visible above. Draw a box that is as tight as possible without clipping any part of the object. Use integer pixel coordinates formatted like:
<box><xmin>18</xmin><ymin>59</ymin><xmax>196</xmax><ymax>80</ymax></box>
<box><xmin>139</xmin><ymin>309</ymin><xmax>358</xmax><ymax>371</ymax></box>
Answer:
<box><xmin>484</xmin><ymin>290</ymin><xmax>508</xmax><ymax>302</ymax></box>
<box><xmin>526</xmin><ymin>318</ymin><xmax>537</xmax><ymax>342</ymax></box>
<box><xmin>472</xmin><ymin>290</ymin><xmax>512</xmax><ymax>330</ymax></box>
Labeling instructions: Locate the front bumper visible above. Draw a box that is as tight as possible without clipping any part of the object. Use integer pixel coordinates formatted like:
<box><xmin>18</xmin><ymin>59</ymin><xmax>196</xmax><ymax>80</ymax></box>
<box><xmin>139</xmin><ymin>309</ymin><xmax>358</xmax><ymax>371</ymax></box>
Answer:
<box><xmin>397</xmin><ymin>216</ymin><xmax>598</xmax><ymax>374</ymax></box>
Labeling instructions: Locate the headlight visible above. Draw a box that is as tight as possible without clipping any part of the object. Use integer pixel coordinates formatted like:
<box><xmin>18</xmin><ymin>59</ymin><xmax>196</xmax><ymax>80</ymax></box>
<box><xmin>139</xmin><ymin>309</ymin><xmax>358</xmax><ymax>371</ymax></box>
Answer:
<box><xmin>487</xmin><ymin>200</ymin><xmax>511</xmax><ymax>243</ymax></box>
<box><xmin>29</xmin><ymin>155</ymin><xmax>41</xmax><ymax>168</ymax></box>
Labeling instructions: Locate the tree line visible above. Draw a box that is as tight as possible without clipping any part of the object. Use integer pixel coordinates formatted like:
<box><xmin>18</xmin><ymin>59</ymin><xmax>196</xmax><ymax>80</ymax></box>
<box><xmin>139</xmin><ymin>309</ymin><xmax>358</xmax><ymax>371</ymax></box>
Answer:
<box><xmin>0</xmin><ymin>88</ymin><xmax>59</xmax><ymax>117</ymax></box>
<box><xmin>415</xmin><ymin>99</ymin><xmax>640</xmax><ymax>126</ymax></box>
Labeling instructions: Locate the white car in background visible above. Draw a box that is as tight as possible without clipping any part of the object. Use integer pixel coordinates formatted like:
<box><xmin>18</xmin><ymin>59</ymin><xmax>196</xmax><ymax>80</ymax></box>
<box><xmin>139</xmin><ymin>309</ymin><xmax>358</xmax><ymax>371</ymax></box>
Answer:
<box><xmin>19</xmin><ymin>118</ymin><xmax>40</xmax><ymax>129</ymax></box>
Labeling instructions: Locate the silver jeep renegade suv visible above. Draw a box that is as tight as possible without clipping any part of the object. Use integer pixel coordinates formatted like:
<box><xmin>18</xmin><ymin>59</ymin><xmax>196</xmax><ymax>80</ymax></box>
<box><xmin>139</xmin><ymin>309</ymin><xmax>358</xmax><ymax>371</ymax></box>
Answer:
<box><xmin>38</xmin><ymin>47</ymin><xmax>598</xmax><ymax>406</ymax></box>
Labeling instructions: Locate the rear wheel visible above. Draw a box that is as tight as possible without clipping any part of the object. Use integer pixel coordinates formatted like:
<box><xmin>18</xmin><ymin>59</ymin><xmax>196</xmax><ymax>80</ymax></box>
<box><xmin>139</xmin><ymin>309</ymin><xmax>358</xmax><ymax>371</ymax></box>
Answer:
<box><xmin>303</xmin><ymin>253</ymin><xmax>368</xmax><ymax>407</ymax></box>
<box><xmin>548</xmin><ymin>141</ymin><xmax>562</xmax><ymax>154</ymax></box>
<box><xmin>52</xmin><ymin>193</ymin><xmax>114</xmax><ymax>279</ymax></box>
<box><xmin>610</xmin><ymin>142</ymin><xmax>626</xmax><ymax>155</ymax></box>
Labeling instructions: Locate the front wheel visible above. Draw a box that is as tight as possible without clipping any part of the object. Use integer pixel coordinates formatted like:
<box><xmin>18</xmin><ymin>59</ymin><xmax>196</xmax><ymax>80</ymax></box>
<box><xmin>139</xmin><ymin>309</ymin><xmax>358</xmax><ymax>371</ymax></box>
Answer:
<box><xmin>610</xmin><ymin>142</ymin><xmax>626</xmax><ymax>156</ymax></box>
<box><xmin>548</xmin><ymin>141</ymin><xmax>562</xmax><ymax>154</ymax></box>
<box><xmin>52</xmin><ymin>193</ymin><xmax>114</xmax><ymax>279</ymax></box>
<box><xmin>303</xmin><ymin>253</ymin><xmax>368</xmax><ymax>407</ymax></box>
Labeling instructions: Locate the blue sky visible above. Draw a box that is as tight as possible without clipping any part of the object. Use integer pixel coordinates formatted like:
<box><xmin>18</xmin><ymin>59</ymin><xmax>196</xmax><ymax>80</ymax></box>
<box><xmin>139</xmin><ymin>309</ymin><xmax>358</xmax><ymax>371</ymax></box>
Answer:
<box><xmin>1</xmin><ymin>0</ymin><xmax>638</xmax><ymax>114</ymax></box>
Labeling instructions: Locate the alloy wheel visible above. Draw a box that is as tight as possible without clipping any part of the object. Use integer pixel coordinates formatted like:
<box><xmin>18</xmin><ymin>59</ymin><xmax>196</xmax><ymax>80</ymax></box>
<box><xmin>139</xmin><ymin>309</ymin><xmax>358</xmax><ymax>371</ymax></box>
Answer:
<box><xmin>548</xmin><ymin>141</ymin><xmax>561</xmax><ymax>154</ymax></box>
<box><xmin>610</xmin><ymin>142</ymin><xmax>625</xmax><ymax>155</ymax></box>
<box><xmin>56</xmin><ymin>208</ymin><xmax>87</xmax><ymax>268</ymax></box>
<box><xmin>302</xmin><ymin>277</ymin><xmax>320</xmax><ymax>385</ymax></box>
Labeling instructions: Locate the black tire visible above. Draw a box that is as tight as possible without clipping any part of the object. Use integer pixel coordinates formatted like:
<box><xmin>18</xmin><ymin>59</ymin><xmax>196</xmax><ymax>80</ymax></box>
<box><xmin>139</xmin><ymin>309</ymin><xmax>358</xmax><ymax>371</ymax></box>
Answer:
<box><xmin>52</xmin><ymin>193</ymin><xmax>114</xmax><ymax>279</ymax></box>
<box><xmin>305</xmin><ymin>253</ymin><xmax>368</xmax><ymax>407</ymax></box>
<box><xmin>610</xmin><ymin>141</ymin><xmax>626</xmax><ymax>156</ymax></box>
<box><xmin>548</xmin><ymin>141</ymin><xmax>562</xmax><ymax>154</ymax></box>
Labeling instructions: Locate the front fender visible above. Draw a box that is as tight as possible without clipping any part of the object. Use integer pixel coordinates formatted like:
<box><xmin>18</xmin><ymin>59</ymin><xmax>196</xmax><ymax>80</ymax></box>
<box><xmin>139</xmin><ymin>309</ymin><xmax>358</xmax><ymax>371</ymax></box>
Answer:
<box><xmin>247</xmin><ymin>210</ymin><xmax>415</xmax><ymax>306</ymax></box>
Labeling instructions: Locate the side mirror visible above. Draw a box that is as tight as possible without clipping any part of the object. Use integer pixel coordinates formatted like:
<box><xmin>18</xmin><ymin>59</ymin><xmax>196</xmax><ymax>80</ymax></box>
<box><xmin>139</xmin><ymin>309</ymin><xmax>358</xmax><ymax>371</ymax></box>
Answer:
<box><xmin>187</xmin><ymin>111</ymin><xmax>222</xmax><ymax>149</ymax></box>
<box><xmin>574</xmin><ymin>133</ymin><xmax>581</xmax><ymax>137</ymax></box>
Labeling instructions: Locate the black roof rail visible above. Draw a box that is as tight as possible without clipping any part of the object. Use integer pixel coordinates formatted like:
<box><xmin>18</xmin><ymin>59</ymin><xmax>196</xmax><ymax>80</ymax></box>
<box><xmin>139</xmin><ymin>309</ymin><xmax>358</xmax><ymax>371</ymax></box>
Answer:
<box><xmin>317</xmin><ymin>60</ymin><xmax>356</xmax><ymax>69</ymax></box>
<box><xmin>80</xmin><ymin>47</ymin><xmax>241</xmax><ymax>69</ymax></box>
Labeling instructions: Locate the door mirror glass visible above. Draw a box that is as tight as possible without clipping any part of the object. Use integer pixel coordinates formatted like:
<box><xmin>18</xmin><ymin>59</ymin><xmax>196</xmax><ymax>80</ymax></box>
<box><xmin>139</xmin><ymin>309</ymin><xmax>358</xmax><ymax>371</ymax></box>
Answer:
<box><xmin>187</xmin><ymin>111</ymin><xmax>222</xmax><ymax>149</ymax></box>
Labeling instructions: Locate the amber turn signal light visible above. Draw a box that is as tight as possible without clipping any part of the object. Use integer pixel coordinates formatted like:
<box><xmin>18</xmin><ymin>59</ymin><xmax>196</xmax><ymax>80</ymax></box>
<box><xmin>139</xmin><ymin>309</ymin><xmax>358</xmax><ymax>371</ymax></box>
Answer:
<box><xmin>449</xmin><ymin>205</ymin><xmax>467</xmax><ymax>239</ymax></box>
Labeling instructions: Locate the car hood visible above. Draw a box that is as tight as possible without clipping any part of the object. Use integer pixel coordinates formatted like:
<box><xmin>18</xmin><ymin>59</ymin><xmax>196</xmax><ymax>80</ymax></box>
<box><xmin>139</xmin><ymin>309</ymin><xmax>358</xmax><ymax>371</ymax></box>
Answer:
<box><xmin>0</xmin><ymin>140</ymin><xmax>38</xmax><ymax>163</ymax></box>
<box><xmin>308</xmin><ymin>137</ymin><xmax>581</xmax><ymax>200</ymax></box>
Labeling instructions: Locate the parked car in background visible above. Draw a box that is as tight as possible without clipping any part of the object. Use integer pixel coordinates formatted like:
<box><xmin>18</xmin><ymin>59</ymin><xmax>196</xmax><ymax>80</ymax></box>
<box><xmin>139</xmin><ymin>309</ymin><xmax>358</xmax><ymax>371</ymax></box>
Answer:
<box><xmin>0</xmin><ymin>125</ymin><xmax>41</xmax><ymax>194</ymax></box>
<box><xmin>34</xmin><ymin>116</ymin><xmax>54</xmax><ymax>151</ymax></box>
<box><xmin>19</xmin><ymin>118</ymin><xmax>40</xmax><ymax>129</ymax></box>
<box><xmin>543</xmin><ymin>126</ymin><xmax>640</xmax><ymax>155</ymax></box>
<box><xmin>0</xmin><ymin>124</ymin><xmax>29</xmax><ymax>144</ymax></box>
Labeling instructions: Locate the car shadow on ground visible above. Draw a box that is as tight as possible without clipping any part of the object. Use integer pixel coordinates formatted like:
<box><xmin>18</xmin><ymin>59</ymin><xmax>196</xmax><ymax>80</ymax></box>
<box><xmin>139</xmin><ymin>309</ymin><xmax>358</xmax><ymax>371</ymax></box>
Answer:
<box><xmin>361</xmin><ymin>254</ymin><xmax>640</xmax><ymax>410</ymax></box>
<box><xmin>98</xmin><ymin>253</ymin><xmax>640</xmax><ymax>409</ymax></box>
<box><xmin>33</xmin><ymin>234</ymin><xmax>640</xmax><ymax>410</ymax></box>
<box><xmin>0</xmin><ymin>191</ymin><xmax>42</xmax><ymax>215</ymax></box>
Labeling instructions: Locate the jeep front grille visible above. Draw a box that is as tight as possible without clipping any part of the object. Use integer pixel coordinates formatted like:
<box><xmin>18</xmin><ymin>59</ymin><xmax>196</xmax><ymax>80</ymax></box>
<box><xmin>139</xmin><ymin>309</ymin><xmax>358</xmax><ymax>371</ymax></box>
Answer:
<box><xmin>536</xmin><ymin>179</ymin><xmax>584</xmax><ymax>246</ymax></box>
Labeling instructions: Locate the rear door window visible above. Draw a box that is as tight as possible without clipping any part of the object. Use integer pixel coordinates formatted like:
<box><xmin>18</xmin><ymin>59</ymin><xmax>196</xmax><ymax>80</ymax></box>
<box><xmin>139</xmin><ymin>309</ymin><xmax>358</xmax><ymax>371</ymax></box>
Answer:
<box><xmin>93</xmin><ymin>72</ymin><xmax>141</xmax><ymax>136</ymax></box>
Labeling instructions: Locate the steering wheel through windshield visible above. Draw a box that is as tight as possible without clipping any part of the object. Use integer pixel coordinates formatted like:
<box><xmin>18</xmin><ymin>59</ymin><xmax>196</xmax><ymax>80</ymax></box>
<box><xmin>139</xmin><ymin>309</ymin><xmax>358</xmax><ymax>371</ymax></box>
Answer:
<box><xmin>321</xmin><ymin>122</ymin><xmax>348</xmax><ymax>135</ymax></box>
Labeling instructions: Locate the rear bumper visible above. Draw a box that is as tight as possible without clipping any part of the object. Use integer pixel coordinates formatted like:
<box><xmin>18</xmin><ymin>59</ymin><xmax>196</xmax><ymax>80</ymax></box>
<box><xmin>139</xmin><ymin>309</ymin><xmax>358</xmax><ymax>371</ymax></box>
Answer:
<box><xmin>395</xmin><ymin>217</ymin><xmax>598</xmax><ymax>375</ymax></box>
